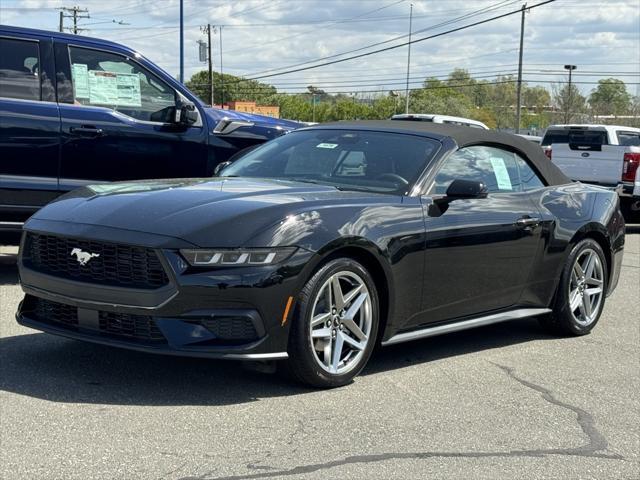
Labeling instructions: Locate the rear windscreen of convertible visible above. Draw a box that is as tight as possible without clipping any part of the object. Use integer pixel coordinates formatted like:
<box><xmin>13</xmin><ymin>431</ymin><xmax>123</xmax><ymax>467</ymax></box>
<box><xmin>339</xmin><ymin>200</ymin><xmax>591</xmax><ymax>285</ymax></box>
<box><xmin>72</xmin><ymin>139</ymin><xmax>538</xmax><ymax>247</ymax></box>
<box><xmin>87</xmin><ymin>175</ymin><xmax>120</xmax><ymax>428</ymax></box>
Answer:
<box><xmin>221</xmin><ymin>130</ymin><xmax>440</xmax><ymax>193</ymax></box>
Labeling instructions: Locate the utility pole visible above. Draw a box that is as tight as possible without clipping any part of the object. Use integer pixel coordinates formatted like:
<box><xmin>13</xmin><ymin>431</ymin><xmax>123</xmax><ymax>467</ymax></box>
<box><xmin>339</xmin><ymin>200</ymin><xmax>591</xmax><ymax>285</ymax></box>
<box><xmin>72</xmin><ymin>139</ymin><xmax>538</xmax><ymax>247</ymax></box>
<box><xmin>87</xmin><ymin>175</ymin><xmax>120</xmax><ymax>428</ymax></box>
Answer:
<box><xmin>218</xmin><ymin>26</ymin><xmax>225</xmax><ymax>107</ymax></box>
<box><xmin>564</xmin><ymin>64</ymin><xmax>577</xmax><ymax>123</ymax></box>
<box><xmin>58</xmin><ymin>7</ymin><xmax>90</xmax><ymax>34</ymax></box>
<box><xmin>179</xmin><ymin>0</ymin><xmax>184</xmax><ymax>83</ymax></box>
<box><xmin>307</xmin><ymin>86</ymin><xmax>325</xmax><ymax>123</ymax></box>
<box><xmin>405</xmin><ymin>3</ymin><xmax>413</xmax><ymax>114</ymax></box>
<box><xmin>515</xmin><ymin>4</ymin><xmax>527</xmax><ymax>134</ymax></box>
<box><xmin>200</xmin><ymin>25</ymin><xmax>214</xmax><ymax>106</ymax></box>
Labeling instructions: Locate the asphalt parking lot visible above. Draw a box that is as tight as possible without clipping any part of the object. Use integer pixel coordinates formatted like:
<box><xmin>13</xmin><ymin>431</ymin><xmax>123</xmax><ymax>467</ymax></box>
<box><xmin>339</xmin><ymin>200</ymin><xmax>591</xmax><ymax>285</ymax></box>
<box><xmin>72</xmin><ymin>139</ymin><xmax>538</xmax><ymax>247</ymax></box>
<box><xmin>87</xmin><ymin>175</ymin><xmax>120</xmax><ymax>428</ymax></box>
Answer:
<box><xmin>0</xmin><ymin>228</ymin><xmax>638</xmax><ymax>480</ymax></box>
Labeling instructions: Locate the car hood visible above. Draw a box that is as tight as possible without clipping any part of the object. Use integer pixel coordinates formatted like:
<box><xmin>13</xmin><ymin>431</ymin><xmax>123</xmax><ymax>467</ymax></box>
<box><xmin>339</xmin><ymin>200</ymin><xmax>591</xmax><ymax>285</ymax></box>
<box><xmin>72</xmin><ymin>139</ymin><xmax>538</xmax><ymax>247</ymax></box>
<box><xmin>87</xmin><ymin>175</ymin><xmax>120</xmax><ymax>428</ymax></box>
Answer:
<box><xmin>29</xmin><ymin>178</ymin><xmax>393</xmax><ymax>247</ymax></box>
<box><xmin>204</xmin><ymin>107</ymin><xmax>302</xmax><ymax>131</ymax></box>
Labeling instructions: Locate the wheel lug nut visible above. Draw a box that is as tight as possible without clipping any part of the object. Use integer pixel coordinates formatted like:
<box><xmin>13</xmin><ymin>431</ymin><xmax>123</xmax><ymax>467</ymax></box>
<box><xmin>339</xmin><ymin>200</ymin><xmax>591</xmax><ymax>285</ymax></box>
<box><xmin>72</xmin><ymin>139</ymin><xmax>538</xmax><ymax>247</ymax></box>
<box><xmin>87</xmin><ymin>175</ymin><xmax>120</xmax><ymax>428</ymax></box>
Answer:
<box><xmin>326</xmin><ymin>320</ymin><xmax>332</xmax><ymax>328</ymax></box>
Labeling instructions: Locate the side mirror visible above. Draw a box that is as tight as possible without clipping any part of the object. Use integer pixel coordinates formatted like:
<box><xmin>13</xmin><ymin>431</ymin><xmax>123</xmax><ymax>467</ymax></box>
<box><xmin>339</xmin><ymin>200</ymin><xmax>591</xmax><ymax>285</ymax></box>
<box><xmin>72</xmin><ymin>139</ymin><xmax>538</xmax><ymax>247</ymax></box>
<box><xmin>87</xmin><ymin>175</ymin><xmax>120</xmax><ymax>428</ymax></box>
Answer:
<box><xmin>213</xmin><ymin>161</ymin><xmax>232</xmax><ymax>176</ymax></box>
<box><xmin>445</xmin><ymin>179</ymin><xmax>488</xmax><ymax>199</ymax></box>
<box><xmin>173</xmin><ymin>100</ymin><xmax>198</xmax><ymax>126</ymax></box>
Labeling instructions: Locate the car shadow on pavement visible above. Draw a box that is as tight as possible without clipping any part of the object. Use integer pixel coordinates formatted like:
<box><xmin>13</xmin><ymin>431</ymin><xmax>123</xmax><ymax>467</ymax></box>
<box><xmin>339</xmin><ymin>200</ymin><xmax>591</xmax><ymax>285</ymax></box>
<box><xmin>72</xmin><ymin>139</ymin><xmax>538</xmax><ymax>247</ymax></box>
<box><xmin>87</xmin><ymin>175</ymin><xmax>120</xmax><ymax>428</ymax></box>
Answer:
<box><xmin>0</xmin><ymin>319</ymin><xmax>554</xmax><ymax>407</ymax></box>
<box><xmin>0</xmin><ymin>244</ymin><xmax>18</xmax><ymax>285</ymax></box>
<box><xmin>0</xmin><ymin>237</ymin><xmax>556</xmax><ymax>405</ymax></box>
<box><xmin>0</xmin><ymin>249</ymin><xmax>19</xmax><ymax>285</ymax></box>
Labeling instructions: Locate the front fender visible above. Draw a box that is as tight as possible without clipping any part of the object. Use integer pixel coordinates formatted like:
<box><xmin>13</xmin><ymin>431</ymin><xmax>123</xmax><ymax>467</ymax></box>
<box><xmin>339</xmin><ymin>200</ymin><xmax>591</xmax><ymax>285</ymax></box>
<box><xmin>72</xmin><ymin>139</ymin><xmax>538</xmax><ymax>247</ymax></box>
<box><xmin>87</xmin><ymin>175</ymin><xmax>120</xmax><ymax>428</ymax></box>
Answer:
<box><xmin>243</xmin><ymin>199</ymin><xmax>427</xmax><ymax>338</ymax></box>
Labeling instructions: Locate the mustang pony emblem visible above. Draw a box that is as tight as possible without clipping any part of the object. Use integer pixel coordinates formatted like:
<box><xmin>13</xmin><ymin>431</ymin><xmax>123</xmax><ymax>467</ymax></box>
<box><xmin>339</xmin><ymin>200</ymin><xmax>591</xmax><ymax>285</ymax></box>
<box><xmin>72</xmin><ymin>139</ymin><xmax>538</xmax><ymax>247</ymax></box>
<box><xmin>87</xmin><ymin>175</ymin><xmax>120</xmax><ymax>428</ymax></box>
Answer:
<box><xmin>70</xmin><ymin>248</ymin><xmax>100</xmax><ymax>266</ymax></box>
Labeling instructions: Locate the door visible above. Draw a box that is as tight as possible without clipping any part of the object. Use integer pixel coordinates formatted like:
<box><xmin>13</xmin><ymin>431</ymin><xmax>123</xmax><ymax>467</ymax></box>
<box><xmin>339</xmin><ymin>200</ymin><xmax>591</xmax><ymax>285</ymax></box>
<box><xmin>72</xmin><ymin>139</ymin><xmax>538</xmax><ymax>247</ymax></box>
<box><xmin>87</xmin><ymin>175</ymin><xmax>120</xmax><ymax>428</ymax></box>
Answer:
<box><xmin>416</xmin><ymin>145</ymin><xmax>546</xmax><ymax>326</ymax></box>
<box><xmin>56</xmin><ymin>44</ymin><xmax>208</xmax><ymax>191</ymax></box>
<box><xmin>0</xmin><ymin>35</ymin><xmax>60</xmax><ymax>224</ymax></box>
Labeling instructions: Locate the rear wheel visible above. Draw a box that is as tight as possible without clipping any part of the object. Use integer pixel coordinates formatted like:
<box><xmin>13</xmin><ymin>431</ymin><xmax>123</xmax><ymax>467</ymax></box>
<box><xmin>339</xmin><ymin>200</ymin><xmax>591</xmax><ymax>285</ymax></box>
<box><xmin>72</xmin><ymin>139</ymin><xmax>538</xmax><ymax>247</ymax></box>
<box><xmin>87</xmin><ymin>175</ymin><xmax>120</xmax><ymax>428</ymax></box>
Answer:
<box><xmin>541</xmin><ymin>238</ymin><xmax>607</xmax><ymax>336</ymax></box>
<box><xmin>286</xmin><ymin>258</ymin><xmax>379</xmax><ymax>388</ymax></box>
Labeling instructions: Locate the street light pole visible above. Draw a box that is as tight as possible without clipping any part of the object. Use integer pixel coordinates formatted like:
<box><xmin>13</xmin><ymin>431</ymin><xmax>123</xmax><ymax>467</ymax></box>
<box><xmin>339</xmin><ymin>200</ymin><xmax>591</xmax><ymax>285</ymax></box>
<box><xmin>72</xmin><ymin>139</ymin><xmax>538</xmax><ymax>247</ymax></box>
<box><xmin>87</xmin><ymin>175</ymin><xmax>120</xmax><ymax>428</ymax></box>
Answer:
<box><xmin>564</xmin><ymin>64</ymin><xmax>577</xmax><ymax>123</ymax></box>
<box><xmin>405</xmin><ymin>3</ymin><xmax>413</xmax><ymax>114</ymax></box>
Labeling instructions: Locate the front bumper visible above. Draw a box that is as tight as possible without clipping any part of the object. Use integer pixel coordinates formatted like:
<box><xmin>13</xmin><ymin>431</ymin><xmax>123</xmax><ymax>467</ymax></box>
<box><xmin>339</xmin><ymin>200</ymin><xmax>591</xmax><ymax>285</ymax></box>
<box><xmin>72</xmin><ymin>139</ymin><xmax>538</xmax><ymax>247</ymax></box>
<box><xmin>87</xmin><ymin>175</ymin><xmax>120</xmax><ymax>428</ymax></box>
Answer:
<box><xmin>17</xmin><ymin>224</ymin><xmax>316</xmax><ymax>359</ymax></box>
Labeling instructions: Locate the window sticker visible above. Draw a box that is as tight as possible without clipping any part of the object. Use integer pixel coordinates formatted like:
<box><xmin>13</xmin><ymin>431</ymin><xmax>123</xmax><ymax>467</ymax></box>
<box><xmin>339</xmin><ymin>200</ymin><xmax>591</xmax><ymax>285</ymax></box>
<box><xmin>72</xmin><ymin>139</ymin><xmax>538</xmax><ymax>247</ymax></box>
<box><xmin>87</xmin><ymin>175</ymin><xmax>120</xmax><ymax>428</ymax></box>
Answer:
<box><xmin>71</xmin><ymin>63</ymin><xmax>90</xmax><ymax>99</ymax></box>
<box><xmin>88</xmin><ymin>70</ymin><xmax>119</xmax><ymax>105</ymax></box>
<box><xmin>316</xmin><ymin>143</ymin><xmax>338</xmax><ymax>149</ymax></box>
<box><xmin>489</xmin><ymin>157</ymin><xmax>513</xmax><ymax>190</ymax></box>
<box><xmin>115</xmin><ymin>73</ymin><xmax>141</xmax><ymax>107</ymax></box>
<box><xmin>78</xmin><ymin>68</ymin><xmax>142</xmax><ymax>107</ymax></box>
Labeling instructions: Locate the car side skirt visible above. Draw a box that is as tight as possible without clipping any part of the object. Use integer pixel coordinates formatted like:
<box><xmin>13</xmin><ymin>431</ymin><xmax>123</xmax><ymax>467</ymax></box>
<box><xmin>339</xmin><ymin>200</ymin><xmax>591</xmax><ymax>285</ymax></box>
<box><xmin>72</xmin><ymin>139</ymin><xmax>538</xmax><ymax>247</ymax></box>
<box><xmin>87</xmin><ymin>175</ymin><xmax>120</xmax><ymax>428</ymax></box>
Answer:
<box><xmin>381</xmin><ymin>308</ymin><xmax>552</xmax><ymax>346</ymax></box>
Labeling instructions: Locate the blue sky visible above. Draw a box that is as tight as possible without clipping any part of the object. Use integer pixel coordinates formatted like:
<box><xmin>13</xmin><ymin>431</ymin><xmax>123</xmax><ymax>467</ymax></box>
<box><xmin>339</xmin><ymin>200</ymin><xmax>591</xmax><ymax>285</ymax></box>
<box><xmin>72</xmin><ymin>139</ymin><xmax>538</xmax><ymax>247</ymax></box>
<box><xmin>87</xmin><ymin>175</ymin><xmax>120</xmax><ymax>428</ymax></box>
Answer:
<box><xmin>2</xmin><ymin>0</ymin><xmax>639</xmax><ymax>97</ymax></box>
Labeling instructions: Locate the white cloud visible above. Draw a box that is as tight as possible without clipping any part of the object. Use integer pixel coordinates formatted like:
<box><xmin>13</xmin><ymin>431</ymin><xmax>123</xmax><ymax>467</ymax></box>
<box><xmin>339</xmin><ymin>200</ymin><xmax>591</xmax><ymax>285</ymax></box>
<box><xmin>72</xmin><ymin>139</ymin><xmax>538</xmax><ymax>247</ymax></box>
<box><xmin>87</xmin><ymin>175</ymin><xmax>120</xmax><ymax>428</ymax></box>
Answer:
<box><xmin>2</xmin><ymin>0</ymin><xmax>638</xmax><ymax>95</ymax></box>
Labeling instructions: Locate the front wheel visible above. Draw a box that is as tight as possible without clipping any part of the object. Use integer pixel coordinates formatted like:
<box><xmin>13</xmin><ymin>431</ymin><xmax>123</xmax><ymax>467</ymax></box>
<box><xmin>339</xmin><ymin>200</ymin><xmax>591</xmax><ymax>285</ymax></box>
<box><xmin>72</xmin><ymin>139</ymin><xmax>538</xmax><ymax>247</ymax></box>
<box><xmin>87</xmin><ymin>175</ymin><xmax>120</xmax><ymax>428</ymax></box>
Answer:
<box><xmin>541</xmin><ymin>238</ymin><xmax>607</xmax><ymax>336</ymax></box>
<box><xmin>286</xmin><ymin>258</ymin><xmax>379</xmax><ymax>388</ymax></box>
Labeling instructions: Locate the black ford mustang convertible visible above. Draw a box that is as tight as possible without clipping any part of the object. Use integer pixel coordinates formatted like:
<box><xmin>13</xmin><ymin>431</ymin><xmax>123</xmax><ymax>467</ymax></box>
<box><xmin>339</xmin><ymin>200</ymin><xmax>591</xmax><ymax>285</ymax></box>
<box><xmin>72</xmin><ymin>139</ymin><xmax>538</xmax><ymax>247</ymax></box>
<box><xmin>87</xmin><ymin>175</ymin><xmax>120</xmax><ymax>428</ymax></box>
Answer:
<box><xmin>16</xmin><ymin>122</ymin><xmax>625</xmax><ymax>387</ymax></box>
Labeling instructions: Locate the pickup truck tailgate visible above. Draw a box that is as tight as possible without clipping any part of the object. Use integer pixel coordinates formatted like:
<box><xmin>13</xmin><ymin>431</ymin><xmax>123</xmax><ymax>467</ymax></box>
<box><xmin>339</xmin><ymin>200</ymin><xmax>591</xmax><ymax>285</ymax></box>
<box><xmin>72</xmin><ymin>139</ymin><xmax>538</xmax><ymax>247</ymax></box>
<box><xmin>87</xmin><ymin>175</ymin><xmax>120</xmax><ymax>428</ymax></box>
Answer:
<box><xmin>551</xmin><ymin>144</ymin><xmax>623</xmax><ymax>186</ymax></box>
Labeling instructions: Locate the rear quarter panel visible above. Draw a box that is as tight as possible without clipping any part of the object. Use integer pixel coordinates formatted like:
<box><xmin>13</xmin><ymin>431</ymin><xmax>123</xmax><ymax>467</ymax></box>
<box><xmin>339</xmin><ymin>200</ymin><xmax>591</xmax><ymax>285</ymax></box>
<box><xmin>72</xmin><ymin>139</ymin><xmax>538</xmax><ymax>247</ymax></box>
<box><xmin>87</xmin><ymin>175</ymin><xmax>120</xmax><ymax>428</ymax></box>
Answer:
<box><xmin>521</xmin><ymin>183</ymin><xmax>624</xmax><ymax>307</ymax></box>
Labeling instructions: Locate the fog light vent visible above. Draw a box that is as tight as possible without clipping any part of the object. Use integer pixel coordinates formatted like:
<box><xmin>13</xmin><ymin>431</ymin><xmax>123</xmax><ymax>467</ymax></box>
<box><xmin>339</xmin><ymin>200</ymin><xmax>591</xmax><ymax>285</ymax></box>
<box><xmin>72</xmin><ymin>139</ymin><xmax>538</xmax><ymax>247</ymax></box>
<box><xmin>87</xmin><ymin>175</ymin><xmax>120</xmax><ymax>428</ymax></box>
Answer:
<box><xmin>200</xmin><ymin>316</ymin><xmax>259</xmax><ymax>341</ymax></box>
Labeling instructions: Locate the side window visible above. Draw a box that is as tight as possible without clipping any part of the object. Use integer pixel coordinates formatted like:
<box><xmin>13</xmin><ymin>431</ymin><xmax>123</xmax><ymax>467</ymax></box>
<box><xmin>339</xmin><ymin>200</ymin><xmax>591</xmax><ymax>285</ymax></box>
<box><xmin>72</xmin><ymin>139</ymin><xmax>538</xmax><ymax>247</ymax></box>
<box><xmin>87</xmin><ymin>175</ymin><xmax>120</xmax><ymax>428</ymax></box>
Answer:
<box><xmin>68</xmin><ymin>46</ymin><xmax>176</xmax><ymax>122</ymax></box>
<box><xmin>429</xmin><ymin>146</ymin><xmax>545</xmax><ymax>195</ymax></box>
<box><xmin>617</xmin><ymin>132</ymin><xmax>640</xmax><ymax>146</ymax></box>
<box><xmin>0</xmin><ymin>38</ymin><xmax>40</xmax><ymax>101</ymax></box>
<box><xmin>513</xmin><ymin>151</ymin><xmax>545</xmax><ymax>191</ymax></box>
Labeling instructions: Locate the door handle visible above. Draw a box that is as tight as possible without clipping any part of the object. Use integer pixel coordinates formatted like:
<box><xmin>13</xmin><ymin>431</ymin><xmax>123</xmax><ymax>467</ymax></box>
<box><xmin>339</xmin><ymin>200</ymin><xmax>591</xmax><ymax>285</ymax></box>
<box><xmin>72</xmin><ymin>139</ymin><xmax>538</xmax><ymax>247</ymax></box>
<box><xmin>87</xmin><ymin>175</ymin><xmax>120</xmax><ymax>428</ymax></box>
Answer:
<box><xmin>70</xmin><ymin>126</ymin><xmax>104</xmax><ymax>138</ymax></box>
<box><xmin>515</xmin><ymin>216</ymin><xmax>541</xmax><ymax>228</ymax></box>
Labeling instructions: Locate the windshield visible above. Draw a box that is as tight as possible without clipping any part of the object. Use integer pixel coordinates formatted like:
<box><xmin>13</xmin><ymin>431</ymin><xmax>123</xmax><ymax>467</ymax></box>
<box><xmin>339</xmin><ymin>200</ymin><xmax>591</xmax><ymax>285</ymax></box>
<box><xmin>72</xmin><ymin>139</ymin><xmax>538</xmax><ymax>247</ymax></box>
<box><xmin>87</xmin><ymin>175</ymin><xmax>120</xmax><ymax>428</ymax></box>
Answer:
<box><xmin>220</xmin><ymin>129</ymin><xmax>440</xmax><ymax>194</ymax></box>
<box><xmin>542</xmin><ymin>129</ymin><xmax>609</xmax><ymax>147</ymax></box>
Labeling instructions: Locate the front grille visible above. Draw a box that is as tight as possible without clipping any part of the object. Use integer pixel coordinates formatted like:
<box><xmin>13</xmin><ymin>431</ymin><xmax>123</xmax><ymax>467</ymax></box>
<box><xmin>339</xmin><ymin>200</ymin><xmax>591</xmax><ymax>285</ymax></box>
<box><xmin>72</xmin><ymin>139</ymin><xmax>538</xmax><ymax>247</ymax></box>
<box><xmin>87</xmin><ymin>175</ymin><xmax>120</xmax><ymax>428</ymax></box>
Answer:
<box><xmin>33</xmin><ymin>297</ymin><xmax>78</xmax><ymax>328</ymax></box>
<box><xmin>25</xmin><ymin>297</ymin><xmax>167</xmax><ymax>345</ymax></box>
<box><xmin>99</xmin><ymin>311</ymin><xmax>165</xmax><ymax>343</ymax></box>
<box><xmin>23</xmin><ymin>233</ymin><xmax>169</xmax><ymax>289</ymax></box>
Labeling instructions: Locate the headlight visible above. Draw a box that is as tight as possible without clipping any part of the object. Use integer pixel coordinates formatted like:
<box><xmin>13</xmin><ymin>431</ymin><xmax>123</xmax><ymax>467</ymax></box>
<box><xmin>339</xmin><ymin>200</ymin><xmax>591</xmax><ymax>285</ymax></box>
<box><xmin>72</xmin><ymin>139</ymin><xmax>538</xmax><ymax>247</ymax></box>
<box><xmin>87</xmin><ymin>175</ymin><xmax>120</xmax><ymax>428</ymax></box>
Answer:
<box><xmin>180</xmin><ymin>247</ymin><xmax>297</xmax><ymax>267</ymax></box>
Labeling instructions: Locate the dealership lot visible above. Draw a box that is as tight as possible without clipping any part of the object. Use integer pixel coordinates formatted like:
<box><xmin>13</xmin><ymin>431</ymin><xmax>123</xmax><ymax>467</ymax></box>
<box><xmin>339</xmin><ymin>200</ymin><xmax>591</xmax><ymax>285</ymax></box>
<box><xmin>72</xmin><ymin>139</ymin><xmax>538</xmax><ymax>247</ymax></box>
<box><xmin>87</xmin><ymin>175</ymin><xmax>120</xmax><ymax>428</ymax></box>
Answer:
<box><xmin>0</xmin><ymin>229</ymin><xmax>638</xmax><ymax>480</ymax></box>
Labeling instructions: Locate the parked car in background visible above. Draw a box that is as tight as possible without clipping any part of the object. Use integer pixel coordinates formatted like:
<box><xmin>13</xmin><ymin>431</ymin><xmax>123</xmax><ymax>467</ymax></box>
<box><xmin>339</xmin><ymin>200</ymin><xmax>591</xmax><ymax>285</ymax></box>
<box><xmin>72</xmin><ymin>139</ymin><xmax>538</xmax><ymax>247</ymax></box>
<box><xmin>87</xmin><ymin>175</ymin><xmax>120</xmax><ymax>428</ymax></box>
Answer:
<box><xmin>16</xmin><ymin>122</ymin><xmax>624</xmax><ymax>387</ymax></box>
<box><xmin>391</xmin><ymin>113</ymin><xmax>489</xmax><ymax>129</ymax></box>
<box><xmin>516</xmin><ymin>133</ymin><xmax>542</xmax><ymax>144</ymax></box>
<box><xmin>541</xmin><ymin>125</ymin><xmax>640</xmax><ymax>218</ymax></box>
<box><xmin>0</xmin><ymin>25</ymin><xmax>300</xmax><ymax>234</ymax></box>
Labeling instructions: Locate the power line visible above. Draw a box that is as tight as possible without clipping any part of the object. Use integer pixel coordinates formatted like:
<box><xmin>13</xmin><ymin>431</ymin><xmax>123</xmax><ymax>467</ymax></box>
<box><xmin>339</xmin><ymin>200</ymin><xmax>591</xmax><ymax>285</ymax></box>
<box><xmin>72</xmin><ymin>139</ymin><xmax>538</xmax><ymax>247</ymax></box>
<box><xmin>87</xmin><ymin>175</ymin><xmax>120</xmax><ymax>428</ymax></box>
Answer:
<box><xmin>238</xmin><ymin>0</ymin><xmax>556</xmax><ymax>82</ymax></box>
<box><xmin>240</xmin><ymin>0</ymin><xmax>521</xmax><ymax>78</ymax></box>
<box><xmin>187</xmin><ymin>78</ymin><xmax>640</xmax><ymax>97</ymax></box>
<box><xmin>221</xmin><ymin>0</ymin><xmax>407</xmax><ymax>57</ymax></box>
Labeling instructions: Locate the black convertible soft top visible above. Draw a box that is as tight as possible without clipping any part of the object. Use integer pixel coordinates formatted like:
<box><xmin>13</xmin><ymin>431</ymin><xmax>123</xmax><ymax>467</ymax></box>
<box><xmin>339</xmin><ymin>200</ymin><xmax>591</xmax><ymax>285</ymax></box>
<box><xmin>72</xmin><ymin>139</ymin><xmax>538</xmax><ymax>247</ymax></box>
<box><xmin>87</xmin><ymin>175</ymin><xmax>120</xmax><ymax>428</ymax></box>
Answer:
<box><xmin>309</xmin><ymin>120</ymin><xmax>570</xmax><ymax>186</ymax></box>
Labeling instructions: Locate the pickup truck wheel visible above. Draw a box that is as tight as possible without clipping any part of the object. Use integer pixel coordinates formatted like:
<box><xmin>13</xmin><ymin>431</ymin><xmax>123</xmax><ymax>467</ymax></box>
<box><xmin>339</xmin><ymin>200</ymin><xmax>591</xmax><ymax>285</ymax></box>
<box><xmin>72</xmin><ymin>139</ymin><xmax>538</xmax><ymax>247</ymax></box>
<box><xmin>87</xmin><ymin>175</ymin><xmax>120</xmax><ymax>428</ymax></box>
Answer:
<box><xmin>285</xmin><ymin>258</ymin><xmax>379</xmax><ymax>388</ymax></box>
<box><xmin>540</xmin><ymin>239</ymin><xmax>607</xmax><ymax>336</ymax></box>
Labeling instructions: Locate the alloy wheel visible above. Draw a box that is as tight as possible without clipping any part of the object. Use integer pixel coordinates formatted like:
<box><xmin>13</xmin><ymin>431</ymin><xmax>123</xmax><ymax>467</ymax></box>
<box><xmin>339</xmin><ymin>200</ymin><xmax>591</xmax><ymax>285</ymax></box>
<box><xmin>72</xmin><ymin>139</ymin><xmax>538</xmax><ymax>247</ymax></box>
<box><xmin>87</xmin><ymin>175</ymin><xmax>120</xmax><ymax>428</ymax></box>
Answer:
<box><xmin>568</xmin><ymin>248</ymin><xmax>604</xmax><ymax>326</ymax></box>
<box><xmin>309</xmin><ymin>271</ymin><xmax>373</xmax><ymax>375</ymax></box>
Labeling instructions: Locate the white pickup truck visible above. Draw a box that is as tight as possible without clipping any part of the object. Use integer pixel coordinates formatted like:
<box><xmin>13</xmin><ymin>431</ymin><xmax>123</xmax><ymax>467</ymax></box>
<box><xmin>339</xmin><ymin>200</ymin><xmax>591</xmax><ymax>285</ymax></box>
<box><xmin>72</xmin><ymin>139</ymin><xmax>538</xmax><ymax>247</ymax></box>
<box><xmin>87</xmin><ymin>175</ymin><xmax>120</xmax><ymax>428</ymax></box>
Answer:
<box><xmin>541</xmin><ymin>125</ymin><xmax>640</xmax><ymax>217</ymax></box>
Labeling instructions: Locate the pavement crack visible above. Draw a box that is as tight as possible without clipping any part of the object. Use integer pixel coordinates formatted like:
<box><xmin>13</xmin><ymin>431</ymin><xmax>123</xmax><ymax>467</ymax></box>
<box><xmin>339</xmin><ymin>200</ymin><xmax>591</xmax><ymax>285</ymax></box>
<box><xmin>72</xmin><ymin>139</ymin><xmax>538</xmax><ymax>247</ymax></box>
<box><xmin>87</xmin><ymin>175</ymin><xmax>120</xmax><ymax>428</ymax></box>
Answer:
<box><xmin>492</xmin><ymin>363</ymin><xmax>610</xmax><ymax>456</ymax></box>
<box><xmin>188</xmin><ymin>364</ymin><xmax>623</xmax><ymax>480</ymax></box>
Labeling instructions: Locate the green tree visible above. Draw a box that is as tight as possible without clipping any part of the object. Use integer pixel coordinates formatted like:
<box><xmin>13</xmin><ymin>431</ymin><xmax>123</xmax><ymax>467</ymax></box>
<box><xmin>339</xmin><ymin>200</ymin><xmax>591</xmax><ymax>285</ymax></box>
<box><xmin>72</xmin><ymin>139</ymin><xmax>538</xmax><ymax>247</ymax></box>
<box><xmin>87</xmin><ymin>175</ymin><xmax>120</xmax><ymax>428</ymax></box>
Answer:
<box><xmin>487</xmin><ymin>76</ymin><xmax>517</xmax><ymax>129</ymax></box>
<box><xmin>589</xmin><ymin>78</ymin><xmax>631</xmax><ymax>116</ymax></box>
<box><xmin>446</xmin><ymin>68</ymin><xmax>476</xmax><ymax>104</ymax></box>
<box><xmin>523</xmin><ymin>85</ymin><xmax>551</xmax><ymax>114</ymax></box>
<box><xmin>186</xmin><ymin>70</ymin><xmax>276</xmax><ymax>105</ymax></box>
<box><xmin>409</xmin><ymin>77</ymin><xmax>474</xmax><ymax>117</ymax></box>
<box><xmin>552</xmin><ymin>83</ymin><xmax>586</xmax><ymax>123</ymax></box>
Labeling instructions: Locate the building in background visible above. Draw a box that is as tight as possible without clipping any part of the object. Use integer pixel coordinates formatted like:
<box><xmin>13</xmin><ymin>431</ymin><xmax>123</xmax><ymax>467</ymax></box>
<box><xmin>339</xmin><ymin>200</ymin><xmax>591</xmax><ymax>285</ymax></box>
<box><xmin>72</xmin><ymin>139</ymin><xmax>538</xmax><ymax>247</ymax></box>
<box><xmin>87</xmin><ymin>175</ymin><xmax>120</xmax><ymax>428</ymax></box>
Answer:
<box><xmin>214</xmin><ymin>101</ymin><xmax>280</xmax><ymax>118</ymax></box>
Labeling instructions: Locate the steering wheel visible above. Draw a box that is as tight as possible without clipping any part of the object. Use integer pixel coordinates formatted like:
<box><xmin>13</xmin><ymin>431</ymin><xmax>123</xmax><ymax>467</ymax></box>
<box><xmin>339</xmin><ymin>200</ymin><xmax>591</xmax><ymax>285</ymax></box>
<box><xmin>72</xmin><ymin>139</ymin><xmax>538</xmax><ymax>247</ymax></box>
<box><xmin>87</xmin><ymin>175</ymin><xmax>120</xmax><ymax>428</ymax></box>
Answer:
<box><xmin>375</xmin><ymin>173</ymin><xmax>409</xmax><ymax>186</ymax></box>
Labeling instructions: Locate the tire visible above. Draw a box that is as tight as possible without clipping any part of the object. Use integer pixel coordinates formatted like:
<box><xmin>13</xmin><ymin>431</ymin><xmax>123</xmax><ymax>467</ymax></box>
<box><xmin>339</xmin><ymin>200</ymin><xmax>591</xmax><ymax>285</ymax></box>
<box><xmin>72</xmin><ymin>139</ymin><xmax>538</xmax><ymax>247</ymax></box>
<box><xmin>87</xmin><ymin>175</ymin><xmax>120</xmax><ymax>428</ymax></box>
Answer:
<box><xmin>540</xmin><ymin>238</ymin><xmax>607</xmax><ymax>336</ymax></box>
<box><xmin>620</xmin><ymin>198</ymin><xmax>640</xmax><ymax>224</ymax></box>
<box><xmin>285</xmin><ymin>258</ymin><xmax>379</xmax><ymax>388</ymax></box>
